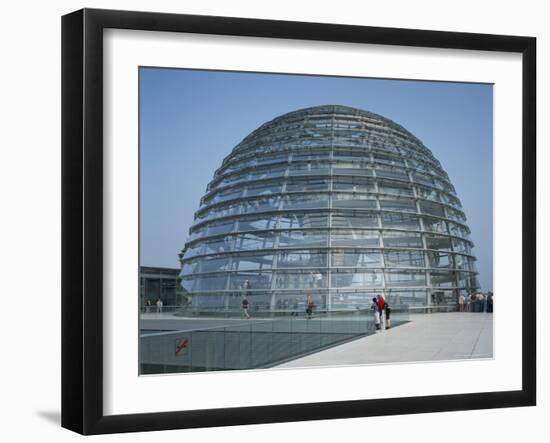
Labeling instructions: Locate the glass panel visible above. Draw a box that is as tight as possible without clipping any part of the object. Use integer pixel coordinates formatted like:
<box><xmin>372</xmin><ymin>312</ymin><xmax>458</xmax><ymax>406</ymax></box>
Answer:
<box><xmin>231</xmin><ymin>255</ymin><xmax>274</xmax><ymax>271</ymax></box>
<box><xmin>332</xmin><ymin>193</ymin><xmax>377</xmax><ymax>209</ymax></box>
<box><xmin>219</xmin><ymin>172</ymin><xmax>248</xmax><ymax>187</ymax></box>
<box><xmin>282</xmin><ymin>194</ymin><xmax>329</xmax><ymax>209</ymax></box>
<box><xmin>331</xmin><ymin>250</ymin><xmax>382</xmax><ymax>267</ymax></box>
<box><xmin>385</xmin><ymin>271</ymin><xmax>426</xmax><ymax>287</ymax></box>
<box><xmin>234</xmin><ymin>232</ymin><xmax>276</xmax><ymax>250</ymax></box>
<box><xmin>382</xmin><ymin>231</ymin><xmax>423</xmax><ymax>248</ymax></box>
<box><xmin>288</xmin><ymin>162</ymin><xmax>329</xmax><ymax>176</ymax></box>
<box><xmin>191</xmin><ymin>294</ymin><xmax>225</xmax><ymax>310</ymax></box>
<box><xmin>381</xmin><ymin>213</ymin><xmax>419</xmax><ymax>229</ymax></box>
<box><xmin>274</xmin><ymin>270</ymin><xmax>327</xmax><ymax>289</ymax></box>
<box><xmin>238</xmin><ymin>215</ymin><xmax>278</xmax><ymax>231</ymax></box>
<box><xmin>452</xmin><ymin>238</ymin><xmax>471</xmax><ymax>254</ymax></box>
<box><xmin>224</xmin><ymin>157</ymin><xmax>255</xmax><ymax>172</ymax></box>
<box><xmin>285</xmin><ymin>178</ymin><xmax>329</xmax><ymax>192</ymax></box>
<box><xmin>331</xmin><ymin>230</ymin><xmax>380</xmax><ymax>247</ymax></box>
<box><xmin>448</xmin><ymin>222</ymin><xmax>470</xmax><ymax>239</ymax></box>
<box><xmin>406</xmin><ymin>157</ymin><xmax>429</xmax><ymax>172</ymax></box>
<box><xmin>372</xmin><ymin>153</ymin><xmax>406</xmax><ymax>167</ymax></box>
<box><xmin>214</xmin><ymin>187</ymin><xmax>243</xmax><ymax>203</ymax></box>
<box><xmin>439</xmin><ymin>192</ymin><xmax>461</xmax><ymax>207</ymax></box>
<box><xmin>246</xmin><ymin>181</ymin><xmax>283</xmax><ymax>197</ymax></box>
<box><xmin>426</xmin><ymin>251</ymin><xmax>453</xmax><ymax>269</ymax></box>
<box><xmin>447</xmin><ymin>208</ymin><xmax>466</xmax><ymax>223</ymax></box>
<box><xmin>386</xmin><ymin>290</ymin><xmax>427</xmax><ymax>306</ymax></box>
<box><xmin>381</xmin><ymin>145</ymin><xmax>400</xmax><ymax>155</ymax></box>
<box><xmin>433</xmin><ymin>177</ymin><xmax>452</xmax><ymax>191</ymax></box>
<box><xmin>331</xmin><ymin>270</ymin><xmax>384</xmax><ymax>288</ymax></box>
<box><xmin>457</xmin><ymin>272</ymin><xmax>477</xmax><ymax>287</ymax></box>
<box><xmin>292</xmin><ymin>151</ymin><xmax>330</xmax><ymax>161</ymax></box>
<box><xmin>378</xmin><ymin>181</ymin><xmax>414</xmax><ymax>197</ymax></box>
<box><xmin>201</xmin><ymin>237</ymin><xmax>235</xmax><ymax>255</ymax></box>
<box><xmin>277</xmin><ymin>213</ymin><xmax>328</xmax><ymax>229</ymax></box>
<box><xmin>422</xmin><ymin>217</ymin><xmax>448</xmax><ymax>233</ymax></box>
<box><xmin>334</xmin><ymin>120</ymin><xmax>362</xmax><ymax>129</ymax></box>
<box><xmin>415</xmin><ymin>186</ymin><xmax>440</xmax><ymax>201</ymax></box>
<box><xmin>180</xmin><ymin>277</ymin><xmax>194</xmax><ymax>292</ymax></box>
<box><xmin>375</xmin><ymin>167</ymin><xmax>409</xmax><ymax>180</ymax></box>
<box><xmin>384</xmin><ymin>250</ymin><xmax>425</xmax><ymax>268</ymax></box>
<box><xmin>311</xmin><ymin>119</ymin><xmax>332</xmax><ymax>129</ymax></box>
<box><xmin>271</xmin><ymin>292</ymin><xmax>311</xmax><ymax>312</ymax></box>
<box><xmin>419</xmin><ymin>201</ymin><xmax>446</xmax><ymax>217</ymax></box>
<box><xmin>379</xmin><ymin>198</ymin><xmax>417</xmax><ymax>212</ymax></box>
<box><xmin>203</xmin><ymin>202</ymin><xmax>241</xmax><ymax>221</ymax></box>
<box><xmin>334</xmin><ymin>159</ymin><xmax>372</xmax><ymax>169</ymax></box>
<box><xmin>331</xmin><ymin>292</ymin><xmax>377</xmax><ymax>310</ymax></box>
<box><xmin>332</xmin><ymin>212</ymin><xmax>379</xmax><ymax>228</ymax></box>
<box><xmin>454</xmin><ymin>254</ymin><xmax>473</xmax><ymax>272</ymax></box>
<box><xmin>182</xmin><ymin>260</ymin><xmax>199</xmax><ymax>275</ymax></box>
<box><xmin>207</xmin><ymin>221</ymin><xmax>235</xmax><ymax>236</ymax></box>
<box><xmin>430</xmin><ymin>290</ymin><xmax>455</xmax><ymax>304</ymax></box>
<box><xmin>333</xmin><ymin>162</ymin><xmax>373</xmax><ymax>176</ymax></box>
<box><xmin>199</xmin><ymin>256</ymin><xmax>232</xmax><ymax>273</ymax></box>
<box><xmin>333</xmin><ymin>134</ymin><xmax>366</xmax><ymax>146</ymax></box>
<box><xmin>194</xmin><ymin>275</ymin><xmax>228</xmax><ymax>291</ymax></box>
<box><xmin>430</xmin><ymin>271</ymin><xmax>456</xmax><ymax>288</ymax></box>
<box><xmin>425</xmin><ymin>234</ymin><xmax>453</xmax><ymax>251</ymax></box>
<box><xmin>333</xmin><ymin>149</ymin><xmax>370</xmax><ymax>162</ymax></box>
<box><xmin>332</xmin><ymin>177</ymin><xmax>375</xmax><ymax>192</ymax></box>
<box><xmin>188</xmin><ymin>227</ymin><xmax>206</xmax><ymax>241</ymax></box>
<box><xmin>184</xmin><ymin>243</ymin><xmax>204</xmax><ymax>258</ymax></box>
<box><xmin>277</xmin><ymin>250</ymin><xmax>328</xmax><ymax>268</ymax></box>
<box><xmin>412</xmin><ymin>172</ymin><xmax>434</xmax><ymax>187</ymax></box>
<box><xmin>242</xmin><ymin>196</ymin><xmax>281</xmax><ymax>213</ymax></box>
<box><xmin>278</xmin><ymin>230</ymin><xmax>328</xmax><ymax>247</ymax></box>
<box><xmin>228</xmin><ymin>272</ymin><xmax>272</xmax><ymax>290</ymax></box>
<box><xmin>256</xmin><ymin>153</ymin><xmax>289</xmax><ymax>165</ymax></box>
<box><xmin>248</xmin><ymin>166</ymin><xmax>286</xmax><ymax>181</ymax></box>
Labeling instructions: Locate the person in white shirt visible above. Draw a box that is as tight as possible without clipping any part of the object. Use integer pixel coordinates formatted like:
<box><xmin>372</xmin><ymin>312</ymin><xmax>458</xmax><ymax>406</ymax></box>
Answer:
<box><xmin>458</xmin><ymin>294</ymin><xmax>466</xmax><ymax>312</ymax></box>
<box><xmin>371</xmin><ymin>297</ymin><xmax>381</xmax><ymax>330</ymax></box>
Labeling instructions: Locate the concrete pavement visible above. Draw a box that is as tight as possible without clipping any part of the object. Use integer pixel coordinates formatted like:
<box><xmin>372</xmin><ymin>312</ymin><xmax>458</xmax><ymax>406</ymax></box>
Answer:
<box><xmin>276</xmin><ymin>312</ymin><xmax>493</xmax><ymax>368</ymax></box>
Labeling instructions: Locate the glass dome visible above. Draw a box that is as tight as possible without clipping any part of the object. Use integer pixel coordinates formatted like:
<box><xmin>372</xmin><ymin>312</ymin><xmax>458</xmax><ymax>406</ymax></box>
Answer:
<box><xmin>179</xmin><ymin>105</ymin><xmax>479</xmax><ymax>313</ymax></box>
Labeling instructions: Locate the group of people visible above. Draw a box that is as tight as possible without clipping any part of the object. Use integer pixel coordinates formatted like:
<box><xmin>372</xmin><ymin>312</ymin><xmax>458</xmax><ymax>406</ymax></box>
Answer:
<box><xmin>371</xmin><ymin>294</ymin><xmax>391</xmax><ymax>331</ymax></box>
<box><xmin>239</xmin><ymin>281</ymin><xmax>393</xmax><ymax>326</ymax></box>
<box><xmin>458</xmin><ymin>291</ymin><xmax>494</xmax><ymax>313</ymax></box>
<box><xmin>240</xmin><ymin>278</ymin><xmax>318</xmax><ymax>320</ymax></box>
<box><xmin>143</xmin><ymin>298</ymin><xmax>164</xmax><ymax>313</ymax></box>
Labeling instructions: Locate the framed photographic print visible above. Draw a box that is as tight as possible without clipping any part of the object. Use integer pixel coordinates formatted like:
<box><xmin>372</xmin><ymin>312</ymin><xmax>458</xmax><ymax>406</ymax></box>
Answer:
<box><xmin>61</xmin><ymin>8</ymin><xmax>536</xmax><ymax>435</ymax></box>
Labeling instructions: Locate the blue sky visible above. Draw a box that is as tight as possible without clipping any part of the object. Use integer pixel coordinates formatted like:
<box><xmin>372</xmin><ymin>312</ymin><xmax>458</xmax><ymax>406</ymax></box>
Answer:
<box><xmin>140</xmin><ymin>68</ymin><xmax>493</xmax><ymax>291</ymax></box>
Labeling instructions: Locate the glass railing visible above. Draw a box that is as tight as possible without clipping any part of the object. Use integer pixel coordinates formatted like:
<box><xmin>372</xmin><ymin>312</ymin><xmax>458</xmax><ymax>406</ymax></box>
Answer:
<box><xmin>140</xmin><ymin>305</ymin><xmax>182</xmax><ymax>314</ymax></box>
<box><xmin>139</xmin><ymin>310</ymin><xmax>409</xmax><ymax>374</ymax></box>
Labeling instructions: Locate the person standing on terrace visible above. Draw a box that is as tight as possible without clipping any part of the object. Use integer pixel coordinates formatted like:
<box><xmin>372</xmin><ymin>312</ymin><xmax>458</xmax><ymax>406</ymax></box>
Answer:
<box><xmin>371</xmin><ymin>297</ymin><xmax>381</xmax><ymax>330</ymax></box>
<box><xmin>306</xmin><ymin>293</ymin><xmax>315</xmax><ymax>319</ymax></box>
<box><xmin>377</xmin><ymin>294</ymin><xmax>386</xmax><ymax>330</ymax></box>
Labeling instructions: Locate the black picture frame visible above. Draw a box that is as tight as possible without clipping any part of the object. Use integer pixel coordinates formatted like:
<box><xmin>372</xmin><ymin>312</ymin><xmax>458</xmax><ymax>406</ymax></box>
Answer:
<box><xmin>61</xmin><ymin>8</ymin><xmax>536</xmax><ymax>435</ymax></box>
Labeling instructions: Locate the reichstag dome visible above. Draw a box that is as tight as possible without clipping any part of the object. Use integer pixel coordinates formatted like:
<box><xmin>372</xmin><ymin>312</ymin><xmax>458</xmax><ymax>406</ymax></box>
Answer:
<box><xmin>179</xmin><ymin>105</ymin><xmax>479</xmax><ymax>313</ymax></box>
